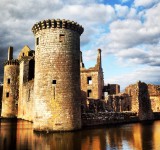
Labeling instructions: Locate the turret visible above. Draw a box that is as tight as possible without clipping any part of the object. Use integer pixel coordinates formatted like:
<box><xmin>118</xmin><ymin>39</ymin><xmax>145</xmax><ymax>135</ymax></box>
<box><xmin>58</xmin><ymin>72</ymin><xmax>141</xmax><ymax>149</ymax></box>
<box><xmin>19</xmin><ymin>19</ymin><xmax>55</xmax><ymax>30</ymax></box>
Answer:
<box><xmin>32</xmin><ymin>19</ymin><xmax>83</xmax><ymax>131</ymax></box>
<box><xmin>1</xmin><ymin>47</ymin><xmax>19</xmax><ymax>118</ymax></box>
<box><xmin>96</xmin><ymin>48</ymin><xmax>102</xmax><ymax>70</ymax></box>
<box><xmin>8</xmin><ymin>46</ymin><xmax>13</xmax><ymax>60</ymax></box>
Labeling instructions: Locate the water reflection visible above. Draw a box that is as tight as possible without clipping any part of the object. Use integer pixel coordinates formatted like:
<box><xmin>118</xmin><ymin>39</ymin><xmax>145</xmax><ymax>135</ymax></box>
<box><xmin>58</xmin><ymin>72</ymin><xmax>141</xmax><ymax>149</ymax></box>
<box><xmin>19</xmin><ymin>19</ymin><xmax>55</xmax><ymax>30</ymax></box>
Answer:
<box><xmin>0</xmin><ymin>119</ymin><xmax>160</xmax><ymax>150</ymax></box>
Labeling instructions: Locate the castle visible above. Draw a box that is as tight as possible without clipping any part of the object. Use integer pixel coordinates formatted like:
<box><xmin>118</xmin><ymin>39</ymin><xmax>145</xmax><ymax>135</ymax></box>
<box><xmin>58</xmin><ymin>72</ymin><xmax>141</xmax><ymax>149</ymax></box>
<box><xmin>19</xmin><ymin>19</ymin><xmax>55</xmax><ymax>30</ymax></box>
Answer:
<box><xmin>1</xmin><ymin>19</ymin><xmax>106</xmax><ymax>131</ymax></box>
<box><xmin>0</xmin><ymin>19</ymin><xmax>160</xmax><ymax>132</ymax></box>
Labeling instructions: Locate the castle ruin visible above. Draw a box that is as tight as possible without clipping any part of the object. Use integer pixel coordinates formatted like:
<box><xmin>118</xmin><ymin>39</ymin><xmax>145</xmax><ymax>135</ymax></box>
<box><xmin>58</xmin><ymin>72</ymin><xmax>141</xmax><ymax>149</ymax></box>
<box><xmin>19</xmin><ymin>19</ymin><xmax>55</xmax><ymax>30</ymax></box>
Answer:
<box><xmin>1</xmin><ymin>19</ymin><xmax>160</xmax><ymax>131</ymax></box>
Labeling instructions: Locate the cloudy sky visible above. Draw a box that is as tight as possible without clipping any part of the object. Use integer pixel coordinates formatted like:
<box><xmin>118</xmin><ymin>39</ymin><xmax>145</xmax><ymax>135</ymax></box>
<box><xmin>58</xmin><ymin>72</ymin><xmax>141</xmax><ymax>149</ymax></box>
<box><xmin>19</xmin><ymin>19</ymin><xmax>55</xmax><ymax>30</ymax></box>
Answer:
<box><xmin>0</xmin><ymin>0</ymin><xmax>160</xmax><ymax>90</ymax></box>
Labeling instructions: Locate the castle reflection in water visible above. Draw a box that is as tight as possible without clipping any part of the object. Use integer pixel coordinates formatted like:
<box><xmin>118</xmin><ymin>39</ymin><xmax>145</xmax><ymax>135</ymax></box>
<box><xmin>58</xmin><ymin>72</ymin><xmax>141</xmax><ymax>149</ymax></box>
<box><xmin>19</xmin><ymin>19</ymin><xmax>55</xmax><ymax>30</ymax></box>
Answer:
<box><xmin>0</xmin><ymin>119</ymin><xmax>160</xmax><ymax>150</ymax></box>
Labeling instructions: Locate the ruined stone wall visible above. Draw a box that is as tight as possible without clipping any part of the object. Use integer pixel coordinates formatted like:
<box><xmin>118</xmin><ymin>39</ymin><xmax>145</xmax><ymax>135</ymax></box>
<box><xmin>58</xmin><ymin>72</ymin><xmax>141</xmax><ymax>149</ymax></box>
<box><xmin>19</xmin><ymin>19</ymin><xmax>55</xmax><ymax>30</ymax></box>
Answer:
<box><xmin>125</xmin><ymin>83</ymin><xmax>160</xmax><ymax>114</ymax></box>
<box><xmin>1</xmin><ymin>61</ymin><xmax>19</xmax><ymax>118</ymax></box>
<box><xmin>137</xmin><ymin>81</ymin><xmax>154</xmax><ymax>120</ymax></box>
<box><xmin>81</xmin><ymin>71</ymin><xmax>102</xmax><ymax>100</ymax></box>
<box><xmin>125</xmin><ymin>84</ymin><xmax>139</xmax><ymax>112</ymax></box>
<box><xmin>32</xmin><ymin>19</ymin><xmax>83</xmax><ymax>131</ymax></box>
<box><xmin>98</xmin><ymin>70</ymin><xmax>104</xmax><ymax>99</ymax></box>
<box><xmin>108</xmin><ymin>84</ymin><xmax>120</xmax><ymax>95</ymax></box>
<box><xmin>125</xmin><ymin>82</ymin><xmax>154</xmax><ymax>120</ymax></box>
<box><xmin>80</xmin><ymin>49</ymin><xmax>104</xmax><ymax>110</ymax></box>
<box><xmin>148</xmin><ymin>84</ymin><xmax>160</xmax><ymax>112</ymax></box>
<box><xmin>105</xmin><ymin>94</ymin><xmax>131</xmax><ymax>112</ymax></box>
<box><xmin>82</xmin><ymin>112</ymin><xmax>138</xmax><ymax>126</ymax></box>
<box><xmin>18</xmin><ymin>56</ymin><xmax>34</xmax><ymax>121</ymax></box>
<box><xmin>0</xmin><ymin>85</ymin><xmax>3</xmax><ymax>115</ymax></box>
<box><xmin>18</xmin><ymin>80</ymin><xmax>34</xmax><ymax>121</ymax></box>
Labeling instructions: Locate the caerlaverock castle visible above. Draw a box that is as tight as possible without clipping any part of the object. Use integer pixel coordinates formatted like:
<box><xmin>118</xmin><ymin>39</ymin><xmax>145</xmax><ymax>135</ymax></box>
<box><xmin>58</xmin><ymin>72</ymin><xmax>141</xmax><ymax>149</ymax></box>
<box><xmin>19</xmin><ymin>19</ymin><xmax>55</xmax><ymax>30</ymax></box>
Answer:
<box><xmin>0</xmin><ymin>19</ymin><xmax>160</xmax><ymax>132</ymax></box>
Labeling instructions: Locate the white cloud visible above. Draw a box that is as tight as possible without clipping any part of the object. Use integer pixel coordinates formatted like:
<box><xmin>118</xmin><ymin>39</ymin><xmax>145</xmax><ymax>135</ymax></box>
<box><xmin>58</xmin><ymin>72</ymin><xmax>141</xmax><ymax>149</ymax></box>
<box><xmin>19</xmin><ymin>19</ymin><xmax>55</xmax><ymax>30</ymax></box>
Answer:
<box><xmin>115</xmin><ymin>4</ymin><xmax>129</xmax><ymax>18</ymax></box>
<box><xmin>134</xmin><ymin>0</ymin><xmax>159</xmax><ymax>7</ymax></box>
<box><xmin>105</xmin><ymin>66</ymin><xmax>160</xmax><ymax>90</ymax></box>
<box><xmin>95</xmin><ymin>2</ymin><xmax>160</xmax><ymax>54</ymax></box>
<box><xmin>0</xmin><ymin>0</ymin><xmax>159</xmax><ymax>89</ymax></box>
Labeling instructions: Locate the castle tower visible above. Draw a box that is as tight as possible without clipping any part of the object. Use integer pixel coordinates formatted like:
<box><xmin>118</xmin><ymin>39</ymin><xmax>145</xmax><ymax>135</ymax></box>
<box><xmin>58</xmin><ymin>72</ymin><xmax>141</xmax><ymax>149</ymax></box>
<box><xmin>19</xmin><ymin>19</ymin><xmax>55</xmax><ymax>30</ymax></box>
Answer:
<box><xmin>32</xmin><ymin>19</ymin><xmax>84</xmax><ymax>131</ymax></box>
<box><xmin>1</xmin><ymin>47</ymin><xmax>19</xmax><ymax>118</ymax></box>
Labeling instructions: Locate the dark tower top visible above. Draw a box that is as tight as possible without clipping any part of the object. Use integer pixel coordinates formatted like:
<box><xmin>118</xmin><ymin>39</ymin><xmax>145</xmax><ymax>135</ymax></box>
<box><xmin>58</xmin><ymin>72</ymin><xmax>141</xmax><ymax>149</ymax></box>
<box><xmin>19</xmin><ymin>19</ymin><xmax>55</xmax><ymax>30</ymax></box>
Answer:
<box><xmin>8</xmin><ymin>46</ymin><xmax>13</xmax><ymax>60</ymax></box>
<box><xmin>4</xmin><ymin>47</ymin><xmax>19</xmax><ymax>66</ymax></box>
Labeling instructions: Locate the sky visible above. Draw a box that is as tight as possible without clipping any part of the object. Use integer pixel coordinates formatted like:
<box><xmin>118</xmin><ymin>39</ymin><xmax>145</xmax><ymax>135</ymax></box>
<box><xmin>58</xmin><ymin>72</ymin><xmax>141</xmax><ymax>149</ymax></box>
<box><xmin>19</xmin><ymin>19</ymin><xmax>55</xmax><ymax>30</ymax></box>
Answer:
<box><xmin>0</xmin><ymin>0</ymin><xmax>160</xmax><ymax>90</ymax></box>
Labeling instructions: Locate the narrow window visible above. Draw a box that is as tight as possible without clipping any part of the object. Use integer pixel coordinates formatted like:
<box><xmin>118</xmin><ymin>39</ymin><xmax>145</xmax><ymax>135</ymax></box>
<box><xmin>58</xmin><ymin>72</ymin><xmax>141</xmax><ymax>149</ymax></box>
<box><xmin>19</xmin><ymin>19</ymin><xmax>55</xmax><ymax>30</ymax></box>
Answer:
<box><xmin>7</xmin><ymin>78</ymin><xmax>10</xmax><ymax>84</ymax></box>
<box><xmin>36</xmin><ymin>37</ymin><xmax>39</xmax><ymax>45</ymax></box>
<box><xmin>59</xmin><ymin>34</ymin><xmax>65</xmax><ymax>42</ymax></box>
<box><xmin>52</xmin><ymin>80</ymin><xmax>56</xmax><ymax>99</ymax></box>
<box><xmin>87</xmin><ymin>90</ymin><xmax>92</xmax><ymax>97</ymax></box>
<box><xmin>52</xmin><ymin>80</ymin><xmax>56</xmax><ymax>85</ymax></box>
<box><xmin>87</xmin><ymin>76</ymin><xmax>92</xmax><ymax>84</ymax></box>
<box><xmin>22</xmin><ymin>53</ymin><xmax>25</xmax><ymax>56</ymax></box>
<box><xmin>6</xmin><ymin>92</ymin><xmax>9</xmax><ymax>98</ymax></box>
<box><xmin>28</xmin><ymin>59</ymin><xmax>35</xmax><ymax>81</ymax></box>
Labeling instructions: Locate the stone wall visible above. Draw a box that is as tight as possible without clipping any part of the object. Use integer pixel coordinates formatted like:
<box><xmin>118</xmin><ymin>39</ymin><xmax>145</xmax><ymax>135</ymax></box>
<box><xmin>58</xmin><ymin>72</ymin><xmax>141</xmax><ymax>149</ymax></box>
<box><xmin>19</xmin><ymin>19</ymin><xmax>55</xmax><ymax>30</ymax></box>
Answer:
<box><xmin>82</xmin><ymin>112</ymin><xmax>138</xmax><ymax>126</ymax></box>
<box><xmin>125</xmin><ymin>84</ymin><xmax>138</xmax><ymax>112</ymax></box>
<box><xmin>108</xmin><ymin>84</ymin><xmax>120</xmax><ymax>95</ymax></box>
<box><xmin>80</xmin><ymin>49</ymin><xmax>104</xmax><ymax>109</ymax></box>
<box><xmin>18</xmin><ymin>80</ymin><xmax>34</xmax><ymax>121</ymax></box>
<box><xmin>81</xmin><ymin>71</ymin><xmax>103</xmax><ymax>100</ymax></box>
<box><xmin>18</xmin><ymin>45</ymin><xmax>35</xmax><ymax>121</ymax></box>
<box><xmin>125</xmin><ymin>83</ymin><xmax>160</xmax><ymax>113</ymax></box>
<box><xmin>148</xmin><ymin>84</ymin><xmax>160</xmax><ymax>112</ymax></box>
<box><xmin>125</xmin><ymin>81</ymin><xmax>154</xmax><ymax>120</ymax></box>
<box><xmin>138</xmin><ymin>81</ymin><xmax>154</xmax><ymax>120</ymax></box>
<box><xmin>0</xmin><ymin>85</ymin><xmax>3</xmax><ymax>115</ymax></box>
<box><xmin>105</xmin><ymin>93</ymin><xmax>131</xmax><ymax>112</ymax></box>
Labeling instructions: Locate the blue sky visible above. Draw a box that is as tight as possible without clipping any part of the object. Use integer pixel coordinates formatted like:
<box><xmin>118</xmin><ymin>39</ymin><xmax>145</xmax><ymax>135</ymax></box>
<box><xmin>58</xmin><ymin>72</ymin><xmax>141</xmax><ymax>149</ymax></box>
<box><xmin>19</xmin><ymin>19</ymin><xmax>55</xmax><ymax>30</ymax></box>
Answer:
<box><xmin>0</xmin><ymin>0</ymin><xmax>159</xmax><ymax>90</ymax></box>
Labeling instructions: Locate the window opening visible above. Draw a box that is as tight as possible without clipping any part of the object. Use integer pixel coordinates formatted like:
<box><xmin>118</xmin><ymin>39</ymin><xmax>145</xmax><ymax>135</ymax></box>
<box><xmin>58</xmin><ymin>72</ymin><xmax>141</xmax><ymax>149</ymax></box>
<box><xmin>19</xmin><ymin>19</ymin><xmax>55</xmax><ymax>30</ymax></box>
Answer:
<box><xmin>59</xmin><ymin>34</ymin><xmax>65</xmax><ymax>42</ymax></box>
<box><xmin>7</xmin><ymin>78</ymin><xmax>10</xmax><ymax>84</ymax></box>
<box><xmin>52</xmin><ymin>80</ymin><xmax>56</xmax><ymax>85</ymax></box>
<box><xmin>28</xmin><ymin>59</ymin><xmax>35</xmax><ymax>81</ymax></box>
<box><xmin>52</xmin><ymin>80</ymin><xmax>56</xmax><ymax>99</ymax></box>
<box><xmin>87</xmin><ymin>90</ymin><xmax>92</xmax><ymax>97</ymax></box>
<box><xmin>87</xmin><ymin>76</ymin><xmax>92</xmax><ymax>84</ymax></box>
<box><xmin>36</xmin><ymin>37</ymin><xmax>39</xmax><ymax>45</ymax></box>
<box><xmin>6</xmin><ymin>92</ymin><xmax>9</xmax><ymax>98</ymax></box>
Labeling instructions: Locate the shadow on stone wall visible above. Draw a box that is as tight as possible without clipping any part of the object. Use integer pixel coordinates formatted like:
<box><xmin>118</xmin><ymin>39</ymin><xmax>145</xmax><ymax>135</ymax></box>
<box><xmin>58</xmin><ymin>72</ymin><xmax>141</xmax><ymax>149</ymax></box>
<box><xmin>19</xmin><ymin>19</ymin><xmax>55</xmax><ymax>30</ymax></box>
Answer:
<box><xmin>0</xmin><ymin>85</ymin><xmax>3</xmax><ymax>116</ymax></box>
<box><xmin>138</xmin><ymin>81</ymin><xmax>154</xmax><ymax>120</ymax></box>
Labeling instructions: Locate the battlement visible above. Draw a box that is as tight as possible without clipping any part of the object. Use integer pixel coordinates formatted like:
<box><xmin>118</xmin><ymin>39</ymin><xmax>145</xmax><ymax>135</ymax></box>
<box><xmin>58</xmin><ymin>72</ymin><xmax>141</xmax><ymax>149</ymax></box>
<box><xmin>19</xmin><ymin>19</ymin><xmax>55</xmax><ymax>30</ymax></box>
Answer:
<box><xmin>32</xmin><ymin>19</ymin><xmax>84</xmax><ymax>35</ymax></box>
<box><xmin>4</xmin><ymin>59</ymin><xmax>19</xmax><ymax>66</ymax></box>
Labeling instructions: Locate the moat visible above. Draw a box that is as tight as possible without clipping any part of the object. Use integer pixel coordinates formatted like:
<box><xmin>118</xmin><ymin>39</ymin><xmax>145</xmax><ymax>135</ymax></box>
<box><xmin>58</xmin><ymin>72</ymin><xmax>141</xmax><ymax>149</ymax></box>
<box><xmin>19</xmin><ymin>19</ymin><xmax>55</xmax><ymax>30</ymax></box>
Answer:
<box><xmin>0</xmin><ymin>119</ymin><xmax>160</xmax><ymax>150</ymax></box>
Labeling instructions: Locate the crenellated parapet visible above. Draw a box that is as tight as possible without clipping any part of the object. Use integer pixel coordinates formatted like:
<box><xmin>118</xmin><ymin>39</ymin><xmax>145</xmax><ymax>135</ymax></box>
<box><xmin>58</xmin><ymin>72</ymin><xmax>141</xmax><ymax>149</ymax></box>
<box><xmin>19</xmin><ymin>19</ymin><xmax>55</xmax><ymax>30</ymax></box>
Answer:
<box><xmin>4</xmin><ymin>59</ymin><xmax>19</xmax><ymax>66</ymax></box>
<box><xmin>32</xmin><ymin>19</ymin><xmax>84</xmax><ymax>35</ymax></box>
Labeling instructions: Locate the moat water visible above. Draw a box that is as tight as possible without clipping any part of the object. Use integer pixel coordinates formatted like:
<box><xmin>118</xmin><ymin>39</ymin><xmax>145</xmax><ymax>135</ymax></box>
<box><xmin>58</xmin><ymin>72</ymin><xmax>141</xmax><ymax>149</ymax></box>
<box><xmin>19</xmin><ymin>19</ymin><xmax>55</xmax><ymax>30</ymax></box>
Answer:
<box><xmin>0</xmin><ymin>119</ymin><xmax>160</xmax><ymax>150</ymax></box>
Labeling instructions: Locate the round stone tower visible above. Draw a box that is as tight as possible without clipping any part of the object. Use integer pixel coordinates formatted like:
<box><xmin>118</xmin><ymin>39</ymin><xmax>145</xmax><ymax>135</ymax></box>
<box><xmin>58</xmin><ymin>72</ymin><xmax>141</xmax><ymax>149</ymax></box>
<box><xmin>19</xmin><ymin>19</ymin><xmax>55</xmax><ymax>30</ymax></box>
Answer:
<box><xmin>32</xmin><ymin>19</ymin><xmax>84</xmax><ymax>131</ymax></box>
<box><xmin>1</xmin><ymin>47</ymin><xmax>19</xmax><ymax>118</ymax></box>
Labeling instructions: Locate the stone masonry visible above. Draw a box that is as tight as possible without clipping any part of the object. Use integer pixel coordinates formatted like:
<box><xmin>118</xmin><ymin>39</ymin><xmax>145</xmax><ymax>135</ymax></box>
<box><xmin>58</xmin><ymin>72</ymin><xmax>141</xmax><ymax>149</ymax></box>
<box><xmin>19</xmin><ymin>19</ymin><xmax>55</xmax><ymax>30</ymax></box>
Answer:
<box><xmin>32</xmin><ymin>19</ymin><xmax>83</xmax><ymax>131</ymax></box>
<box><xmin>125</xmin><ymin>81</ymin><xmax>154</xmax><ymax>120</ymax></box>
<box><xmin>80</xmin><ymin>49</ymin><xmax>104</xmax><ymax>110</ymax></box>
<box><xmin>0</xmin><ymin>85</ymin><xmax>3</xmax><ymax>116</ymax></box>
<box><xmin>18</xmin><ymin>45</ymin><xmax>34</xmax><ymax>121</ymax></box>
